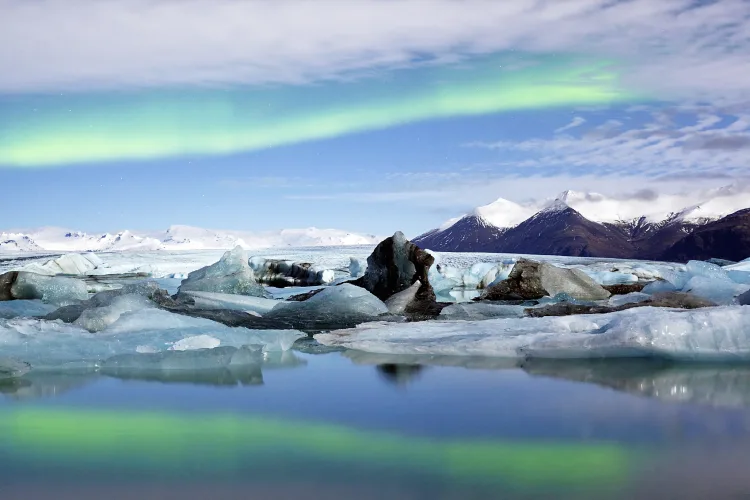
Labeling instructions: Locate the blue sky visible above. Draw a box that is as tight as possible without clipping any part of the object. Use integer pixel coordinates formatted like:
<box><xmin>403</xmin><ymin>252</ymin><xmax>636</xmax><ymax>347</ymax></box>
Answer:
<box><xmin>1</xmin><ymin>0</ymin><xmax>749</xmax><ymax>236</ymax></box>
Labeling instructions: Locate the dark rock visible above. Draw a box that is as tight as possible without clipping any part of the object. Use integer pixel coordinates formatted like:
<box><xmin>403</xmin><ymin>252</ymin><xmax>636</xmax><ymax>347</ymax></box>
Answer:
<box><xmin>0</xmin><ymin>271</ymin><xmax>18</xmax><ymax>301</ymax></box>
<box><xmin>737</xmin><ymin>289</ymin><xmax>749</xmax><ymax>306</ymax></box>
<box><xmin>251</xmin><ymin>259</ymin><xmax>332</xmax><ymax>287</ymax></box>
<box><xmin>706</xmin><ymin>258</ymin><xmax>737</xmax><ymax>267</ymax></box>
<box><xmin>479</xmin><ymin>259</ymin><xmax>610</xmax><ymax>302</ymax></box>
<box><xmin>648</xmin><ymin>291</ymin><xmax>717</xmax><ymax>309</ymax></box>
<box><xmin>403</xmin><ymin>283</ymin><xmax>451</xmax><ymax>321</ymax></box>
<box><xmin>43</xmin><ymin>304</ymin><xmax>87</xmax><ymax>323</ymax></box>
<box><xmin>603</xmin><ymin>283</ymin><xmax>647</xmax><ymax>295</ymax></box>
<box><xmin>354</xmin><ymin>231</ymin><xmax>434</xmax><ymax>301</ymax></box>
<box><xmin>525</xmin><ymin>291</ymin><xmax>716</xmax><ymax>317</ymax></box>
<box><xmin>286</xmin><ymin>288</ymin><xmax>325</xmax><ymax>302</ymax></box>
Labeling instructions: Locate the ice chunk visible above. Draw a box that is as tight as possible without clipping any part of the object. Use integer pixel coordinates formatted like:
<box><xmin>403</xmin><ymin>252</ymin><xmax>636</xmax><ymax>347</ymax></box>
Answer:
<box><xmin>0</xmin><ymin>310</ymin><xmax>304</xmax><ymax>368</ymax></box>
<box><xmin>686</xmin><ymin>260</ymin><xmax>731</xmax><ymax>281</ymax></box>
<box><xmin>384</xmin><ymin>281</ymin><xmax>421</xmax><ymax>315</ymax></box>
<box><xmin>607</xmin><ymin>292</ymin><xmax>651</xmax><ymax>308</ymax></box>
<box><xmin>74</xmin><ymin>294</ymin><xmax>154</xmax><ymax>332</ymax></box>
<box><xmin>317</xmin><ymin>306</ymin><xmax>750</xmax><ymax>361</ymax></box>
<box><xmin>0</xmin><ymin>300</ymin><xmax>57</xmax><ymax>319</ymax></box>
<box><xmin>170</xmin><ymin>334</ymin><xmax>221</xmax><ymax>351</ymax></box>
<box><xmin>178</xmin><ymin>291</ymin><xmax>280</xmax><ymax>315</ymax></box>
<box><xmin>349</xmin><ymin>257</ymin><xmax>366</xmax><ymax>278</ymax></box>
<box><xmin>22</xmin><ymin>253</ymin><xmax>103</xmax><ymax>276</ymax></box>
<box><xmin>739</xmin><ymin>289</ymin><xmax>750</xmax><ymax>306</ymax></box>
<box><xmin>439</xmin><ymin>302</ymin><xmax>525</xmax><ymax>320</ymax></box>
<box><xmin>10</xmin><ymin>272</ymin><xmax>88</xmax><ymax>306</ymax></box>
<box><xmin>264</xmin><ymin>283</ymin><xmax>387</xmax><ymax>327</ymax></box>
<box><xmin>728</xmin><ymin>270</ymin><xmax>750</xmax><ymax>285</ymax></box>
<box><xmin>641</xmin><ymin>280</ymin><xmax>678</xmax><ymax>295</ymax></box>
<box><xmin>580</xmin><ymin>270</ymin><xmax>638</xmax><ymax>286</ymax></box>
<box><xmin>682</xmin><ymin>276</ymin><xmax>748</xmax><ymax>305</ymax></box>
<box><xmin>178</xmin><ymin>246</ymin><xmax>267</xmax><ymax>297</ymax></box>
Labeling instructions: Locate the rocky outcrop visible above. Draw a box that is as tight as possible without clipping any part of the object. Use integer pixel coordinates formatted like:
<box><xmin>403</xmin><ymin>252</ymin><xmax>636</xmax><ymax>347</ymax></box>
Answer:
<box><xmin>602</xmin><ymin>283</ymin><xmax>647</xmax><ymax>296</ymax></box>
<box><xmin>740</xmin><ymin>289</ymin><xmax>750</xmax><ymax>306</ymax></box>
<box><xmin>249</xmin><ymin>258</ymin><xmax>334</xmax><ymax>287</ymax></box>
<box><xmin>352</xmin><ymin>231</ymin><xmax>442</xmax><ymax>319</ymax></box>
<box><xmin>0</xmin><ymin>271</ymin><xmax>18</xmax><ymax>301</ymax></box>
<box><xmin>478</xmin><ymin>259</ymin><xmax>611</xmax><ymax>301</ymax></box>
<box><xmin>353</xmin><ymin>231</ymin><xmax>434</xmax><ymax>300</ymax></box>
<box><xmin>525</xmin><ymin>292</ymin><xmax>716</xmax><ymax>317</ymax></box>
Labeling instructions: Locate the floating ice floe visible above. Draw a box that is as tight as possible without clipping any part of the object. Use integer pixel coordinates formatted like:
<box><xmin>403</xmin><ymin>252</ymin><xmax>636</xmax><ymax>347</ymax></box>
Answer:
<box><xmin>178</xmin><ymin>246</ymin><xmax>267</xmax><ymax>297</ymax></box>
<box><xmin>316</xmin><ymin>306</ymin><xmax>750</xmax><ymax>361</ymax></box>
<box><xmin>9</xmin><ymin>272</ymin><xmax>88</xmax><ymax>306</ymax></box>
<box><xmin>0</xmin><ymin>308</ymin><xmax>304</xmax><ymax>369</ymax></box>
<box><xmin>265</xmin><ymin>283</ymin><xmax>387</xmax><ymax>327</ymax></box>
<box><xmin>22</xmin><ymin>253</ymin><xmax>104</xmax><ymax>276</ymax></box>
<box><xmin>641</xmin><ymin>260</ymin><xmax>750</xmax><ymax>305</ymax></box>
<box><xmin>177</xmin><ymin>291</ymin><xmax>280</xmax><ymax>315</ymax></box>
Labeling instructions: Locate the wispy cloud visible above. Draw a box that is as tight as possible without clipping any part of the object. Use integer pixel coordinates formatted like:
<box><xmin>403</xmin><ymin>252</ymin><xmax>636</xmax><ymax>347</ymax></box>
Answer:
<box><xmin>0</xmin><ymin>0</ymin><xmax>749</xmax><ymax>106</ymax></box>
<box><xmin>467</xmin><ymin>110</ymin><xmax>750</xmax><ymax>177</ymax></box>
<box><xmin>555</xmin><ymin>116</ymin><xmax>586</xmax><ymax>133</ymax></box>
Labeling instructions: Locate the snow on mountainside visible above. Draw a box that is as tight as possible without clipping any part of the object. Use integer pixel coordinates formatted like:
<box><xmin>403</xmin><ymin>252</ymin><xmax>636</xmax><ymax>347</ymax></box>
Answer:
<box><xmin>0</xmin><ymin>225</ymin><xmax>382</xmax><ymax>253</ymax></box>
<box><xmin>414</xmin><ymin>183</ymin><xmax>750</xmax><ymax>257</ymax></box>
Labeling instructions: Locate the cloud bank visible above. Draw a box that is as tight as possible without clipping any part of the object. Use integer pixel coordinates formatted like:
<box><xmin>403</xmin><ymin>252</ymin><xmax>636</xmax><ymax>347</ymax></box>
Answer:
<box><xmin>0</xmin><ymin>0</ymin><xmax>749</xmax><ymax>105</ymax></box>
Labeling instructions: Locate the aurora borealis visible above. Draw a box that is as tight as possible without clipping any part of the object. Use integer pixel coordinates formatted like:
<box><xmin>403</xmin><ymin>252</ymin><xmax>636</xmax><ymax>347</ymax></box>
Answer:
<box><xmin>0</xmin><ymin>55</ymin><xmax>639</xmax><ymax>168</ymax></box>
<box><xmin>0</xmin><ymin>407</ymin><xmax>636</xmax><ymax>488</ymax></box>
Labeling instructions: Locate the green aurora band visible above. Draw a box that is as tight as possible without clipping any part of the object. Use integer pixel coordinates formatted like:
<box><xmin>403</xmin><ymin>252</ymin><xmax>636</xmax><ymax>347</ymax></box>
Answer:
<box><xmin>0</xmin><ymin>56</ymin><xmax>642</xmax><ymax>168</ymax></box>
<box><xmin>0</xmin><ymin>407</ymin><xmax>638</xmax><ymax>487</ymax></box>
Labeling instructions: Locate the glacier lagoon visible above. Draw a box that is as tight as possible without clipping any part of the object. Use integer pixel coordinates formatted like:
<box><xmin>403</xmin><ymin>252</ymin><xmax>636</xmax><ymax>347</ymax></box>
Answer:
<box><xmin>2</xmin><ymin>247</ymin><xmax>750</xmax><ymax>498</ymax></box>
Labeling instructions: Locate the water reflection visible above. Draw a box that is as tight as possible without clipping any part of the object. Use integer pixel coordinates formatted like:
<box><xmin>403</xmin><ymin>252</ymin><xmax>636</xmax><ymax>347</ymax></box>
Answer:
<box><xmin>346</xmin><ymin>351</ymin><xmax>750</xmax><ymax>409</ymax></box>
<box><xmin>522</xmin><ymin>359</ymin><xmax>750</xmax><ymax>409</ymax></box>
<box><xmin>375</xmin><ymin>364</ymin><xmax>425</xmax><ymax>386</ymax></box>
<box><xmin>0</xmin><ymin>350</ymin><xmax>307</xmax><ymax>399</ymax></box>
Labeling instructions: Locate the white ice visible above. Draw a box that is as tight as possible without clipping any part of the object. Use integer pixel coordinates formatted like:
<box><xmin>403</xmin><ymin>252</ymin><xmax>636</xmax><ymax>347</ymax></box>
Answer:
<box><xmin>265</xmin><ymin>283</ymin><xmax>387</xmax><ymax>323</ymax></box>
<box><xmin>10</xmin><ymin>272</ymin><xmax>88</xmax><ymax>306</ymax></box>
<box><xmin>0</xmin><ymin>308</ymin><xmax>304</xmax><ymax>368</ymax></box>
<box><xmin>178</xmin><ymin>291</ymin><xmax>281</xmax><ymax>315</ymax></box>
<box><xmin>178</xmin><ymin>246</ymin><xmax>267</xmax><ymax>296</ymax></box>
<box><xmin>316</xmin><ymin>306</ymin><xmax>750</xmax><ymax>361</ymax></box>
<box><xmin>384</xmin><ymin>281</ymin><xmax>420</xmax><ymax>315</ymax></box>
<box><xmin>21</xmin><ymin>253</ymin><xmax>104</xmax><ymax>276</ymax></box>
<box><xmin>439</xmin><ymin>302</ymin><xmax>526</xmax><ymax>320</ymax></box>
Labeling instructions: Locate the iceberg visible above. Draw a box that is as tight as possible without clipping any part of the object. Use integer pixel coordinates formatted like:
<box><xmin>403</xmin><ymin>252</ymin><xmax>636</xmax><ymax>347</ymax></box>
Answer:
<box><xmin>22</xmin><ymin>253</ymin><xmax>104</xmax><ymax>276</ymax></box>
<box><xmin>316</xmin><ymin>306</ymin><xmax>750</xmax><ymax>361</ymax></box>
<box><xmin>178</xmin><ymin>246</ymin><xmax>267</xmax><ymax>297</ymax></box>
<box><xmin>349</xmin><ymin>257</ymin><xmax>366</xmax><ymax>278</ymax></box>
<box><xmin>176</xmin><ymin>291</ymin><xmax>281</xmax><ymax>315</ymax></box>
<box><xmin>0</xmin><ymin>357</ymin><xmax>31</xmax><ymax>379</ymax></box>
<box><xmin>9</xmin><ymin>272</ymin><xmax>88</xmax><ymax>305</ymax></box>
<box><xmin>384</xmin><ymin>281</ymin><xmax>421</xmax><ymax>315</ymax></box>
<box><xmin>0</xmin><ymin>308</ymin><xmax>305</xmax><ymax>368</ymax></box>
<box><xmin>74</xmin><ymin>293</ymin><xmax>155</xmax><ymax>332</ymax></box>
<box><xmin>264</xmin><ymin>283</ymin><xmax>388</xmax><ymax>329</ymax></box>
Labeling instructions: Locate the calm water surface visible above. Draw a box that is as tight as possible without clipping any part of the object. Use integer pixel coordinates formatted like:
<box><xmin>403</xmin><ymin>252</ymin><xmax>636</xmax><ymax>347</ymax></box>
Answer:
<box><xmin>2</xmin><ymin>349</ymin><xmax>750</xmax><ymax>499</ymax></box>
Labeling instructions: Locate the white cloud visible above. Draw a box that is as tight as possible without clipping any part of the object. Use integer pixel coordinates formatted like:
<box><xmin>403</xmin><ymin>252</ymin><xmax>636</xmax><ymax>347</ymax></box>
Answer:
<box><xmin>468</xmin><ymin>111</ymin><xmax>750</xmax><ymax>177</ymax></box>
<box><xmin>555</xmin><ymin>117</ymin><xmax>587</xmax><ymax>133</ymax></box>
<box><xmin>0</xmin><ymin>0</ymin><xmax>749</xmax><ymax>105</ymax></box>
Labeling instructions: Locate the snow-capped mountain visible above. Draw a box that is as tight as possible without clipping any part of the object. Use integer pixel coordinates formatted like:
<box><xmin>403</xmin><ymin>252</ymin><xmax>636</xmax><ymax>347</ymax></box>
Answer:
<box><xmin>0</xmin><ymin>225</ymin><xmax>382</xmax><ymax>253</ymax></box>
<box><xmin>414</xmin><ymin>185</ymin><xmax>750</xmax><ymax>261</ymax></box>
